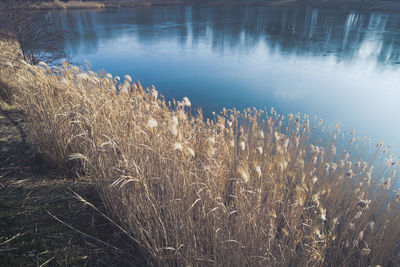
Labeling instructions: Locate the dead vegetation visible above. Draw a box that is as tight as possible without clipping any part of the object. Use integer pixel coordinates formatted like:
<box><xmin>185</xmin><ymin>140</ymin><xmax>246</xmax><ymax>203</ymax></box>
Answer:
<box><xmin>0</xmin><ymin>106</ymin><xmax>145</xmax><ymax>266</ymax></box>
<box><xmin>29</xmin><ymin>1</ymin><xmax>105</xmax><ymax>10</ymax></box>
<box><xmin>0</xmin><ymin>43</ymin><xmax>143</xmax><ymax>266</ymax></box>
<box><xmin>1</xmin><ymin>39</ymin><xmax>400</xmax><ymax>266</ymax></box>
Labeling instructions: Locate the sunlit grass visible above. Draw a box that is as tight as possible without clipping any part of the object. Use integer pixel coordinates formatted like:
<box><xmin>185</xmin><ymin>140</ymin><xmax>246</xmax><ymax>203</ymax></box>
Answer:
<box><xmin>32</xmin><ymin>1</ymin><xmax>105</xmax><ymax>9</ymax></box>
<box><xmin>2</xmin><ymin>42</ymin><xmax>400</xmax><ymax>266</ymax></box>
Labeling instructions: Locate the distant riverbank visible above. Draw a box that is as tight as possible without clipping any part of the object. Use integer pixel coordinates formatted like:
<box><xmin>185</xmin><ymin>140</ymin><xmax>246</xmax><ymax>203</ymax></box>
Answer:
<box><xmin>21</xmin><ymin>0</ymin><xmax>400</xmax><ymax>13</ymax></box>
<box><xmin>31</xmin><ymin>1</ymin><xmax>105</xmax><ymax>9</ymax></box>
<box><xmin>211</xmin><ymin>0</ymin><xmax>400</xmax><ymax>13</ymax></box>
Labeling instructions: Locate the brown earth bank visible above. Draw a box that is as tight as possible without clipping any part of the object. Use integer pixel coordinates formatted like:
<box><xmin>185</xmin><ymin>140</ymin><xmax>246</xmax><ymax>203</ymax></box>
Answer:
<box><xmin>0</xmin><ymin>108</ymin><xmax>142</xmax><ymax>266</ymax></box>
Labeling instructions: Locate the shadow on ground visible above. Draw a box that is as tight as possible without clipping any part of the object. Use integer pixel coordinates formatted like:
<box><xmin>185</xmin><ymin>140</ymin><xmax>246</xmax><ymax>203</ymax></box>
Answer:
<box><xmin>0</xmin><ymin>109</ymin><xmax>144</xmax><ymax>266</ymax></box>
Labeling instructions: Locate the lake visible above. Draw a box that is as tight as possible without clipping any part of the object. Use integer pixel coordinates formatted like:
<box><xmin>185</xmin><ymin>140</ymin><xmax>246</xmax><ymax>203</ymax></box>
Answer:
<box><xmin>48</xmin><ymin>6</ymin><xmax>400</xmax><ymax>148</ymax></box>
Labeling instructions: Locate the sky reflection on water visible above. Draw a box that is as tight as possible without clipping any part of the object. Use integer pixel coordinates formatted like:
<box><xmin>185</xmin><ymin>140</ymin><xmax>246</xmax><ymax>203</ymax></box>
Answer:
<box><xmin>49</xmin><ymin>6</ymin><xmax>400</xmax><ymax>148</ymax></box>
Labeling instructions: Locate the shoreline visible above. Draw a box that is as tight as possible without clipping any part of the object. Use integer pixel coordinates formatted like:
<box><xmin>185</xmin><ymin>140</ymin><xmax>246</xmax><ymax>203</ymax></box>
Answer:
<box><xmin>28</xmin><ymin>0</ymin><xmax>400</xmax><ymax>13</ymax></box>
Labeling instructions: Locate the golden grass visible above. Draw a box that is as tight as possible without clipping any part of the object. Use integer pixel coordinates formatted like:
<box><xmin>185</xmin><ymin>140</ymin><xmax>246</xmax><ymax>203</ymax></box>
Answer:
<box><xmin>1</xmin><ymin>42</ymin><xmax>400</xmax><ymax>266</ymax></box>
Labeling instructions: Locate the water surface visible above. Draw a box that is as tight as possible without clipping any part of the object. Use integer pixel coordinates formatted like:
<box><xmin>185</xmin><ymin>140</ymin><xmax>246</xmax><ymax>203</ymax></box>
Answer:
<box><xmin>49</xmin><ymin>6</ymin><xmax>400</xmax><ymax>147</ymax></box>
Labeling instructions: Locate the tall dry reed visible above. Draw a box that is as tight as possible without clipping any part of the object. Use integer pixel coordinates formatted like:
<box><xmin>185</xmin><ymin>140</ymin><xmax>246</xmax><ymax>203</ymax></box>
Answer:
<box><xmin>2</xmin><ymin>52</ymin><xmax>400</xmax><ymax>266</ymax></box>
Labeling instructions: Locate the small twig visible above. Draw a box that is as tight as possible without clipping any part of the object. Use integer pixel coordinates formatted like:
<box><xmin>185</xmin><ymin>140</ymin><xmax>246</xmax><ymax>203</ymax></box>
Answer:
<box><xmin>21</xmin><ymin>190</ymin><xmax>33</xmax><ymax>208</ymax></box>
<box><xmin>0</xmin><ymin>247</ymin><xmax>18</xmax><ymax>252</ymax></box>
<box><xmin>39</xmin><ymin>256</ymin><xmax>54</xmax><ymax>267</ymax></box>
<box><xmin>0</xmin><ymin>232</ymin><xmax>26</xmax><ymax>246</ymax></box>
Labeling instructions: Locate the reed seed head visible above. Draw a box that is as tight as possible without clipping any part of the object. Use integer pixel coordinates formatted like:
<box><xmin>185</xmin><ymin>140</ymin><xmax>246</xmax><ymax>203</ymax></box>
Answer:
<box><xmin>147</xmin><ymin>118</ymin><xmax>158</xmax><ymax>129</ymax></box>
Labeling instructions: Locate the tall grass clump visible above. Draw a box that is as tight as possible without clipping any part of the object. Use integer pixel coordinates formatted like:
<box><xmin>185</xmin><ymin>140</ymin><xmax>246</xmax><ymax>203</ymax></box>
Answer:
<box><xmin>0</xmin><ymin>41</ymin><xmax>22</xmax><ymax>106</ymax></box>
<box><xmin>2</xmin><ymin>54</ymin><xmax>400</xmax><ymax>266</ymax></box>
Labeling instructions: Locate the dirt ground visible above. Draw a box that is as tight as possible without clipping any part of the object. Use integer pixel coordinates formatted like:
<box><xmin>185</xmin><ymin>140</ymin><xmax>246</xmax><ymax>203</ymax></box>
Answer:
<box><xmin>0</xmin><ymin>108</ymin><xmax>141</xmax><ymax>266</ymax></box>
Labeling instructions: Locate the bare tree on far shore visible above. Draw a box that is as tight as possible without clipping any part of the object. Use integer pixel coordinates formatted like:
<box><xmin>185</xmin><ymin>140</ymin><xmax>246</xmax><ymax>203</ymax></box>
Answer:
<box><xmin>0</xmin><ymin>0</ymin><xmax>66</xmax><ymax>65</ymax></box>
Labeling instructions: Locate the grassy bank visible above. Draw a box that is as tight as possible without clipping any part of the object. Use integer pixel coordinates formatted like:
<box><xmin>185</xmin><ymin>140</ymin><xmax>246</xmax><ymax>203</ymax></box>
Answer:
<box><xmin>0</xmin><ymin>106</ymin><xmax>143</xmax><ymax>266</ymax></box>
<box><xmin>0</xmin><ymin>45</ymin><xmax>141</xmax><ymax>266</ymax></box>
<box><xmin>1</xmin><ymin>40</ymin><xmax>400</xmax><ymax>266</ymax></box>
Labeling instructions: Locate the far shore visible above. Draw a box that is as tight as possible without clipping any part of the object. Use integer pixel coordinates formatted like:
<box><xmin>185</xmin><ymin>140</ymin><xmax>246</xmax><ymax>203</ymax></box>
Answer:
<box><xmin>22</xmin><ymin>0</ymin><xmax>400</xmax><ymax>13</ymax></box>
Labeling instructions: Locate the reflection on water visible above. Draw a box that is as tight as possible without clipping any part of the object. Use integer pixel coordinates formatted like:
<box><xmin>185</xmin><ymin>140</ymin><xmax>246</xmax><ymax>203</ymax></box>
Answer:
<box><xmin>49</xmin><ymin>6</ymin><xmax>400</xmax><ymax>147</ymax></box>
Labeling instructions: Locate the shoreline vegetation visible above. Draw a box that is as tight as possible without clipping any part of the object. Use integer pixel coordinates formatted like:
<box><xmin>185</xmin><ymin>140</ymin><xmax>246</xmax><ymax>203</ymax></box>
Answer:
<box><xmin>0</xmin><ymin>109</ymin><xmax>137</xmax><ymax>265</ymax></box>
<box><xmin>1</xmin><ymin>39</ymin><xmax>400</xmax><ymax>265</ymax></box>
<box><xmin>10</xmin><ymin>0</ymin><xmax>400</xmax><ymax>12</ymax></box>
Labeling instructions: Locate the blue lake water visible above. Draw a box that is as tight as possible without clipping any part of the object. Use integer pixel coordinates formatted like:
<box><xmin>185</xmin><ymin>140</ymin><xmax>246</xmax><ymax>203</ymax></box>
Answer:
<box><xmin>49</xmin><ymin>6</ymin><xmax>400</xmax><ymax>148</ymax></box>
